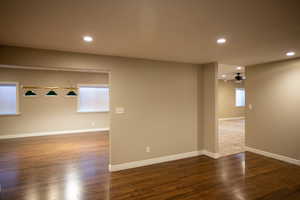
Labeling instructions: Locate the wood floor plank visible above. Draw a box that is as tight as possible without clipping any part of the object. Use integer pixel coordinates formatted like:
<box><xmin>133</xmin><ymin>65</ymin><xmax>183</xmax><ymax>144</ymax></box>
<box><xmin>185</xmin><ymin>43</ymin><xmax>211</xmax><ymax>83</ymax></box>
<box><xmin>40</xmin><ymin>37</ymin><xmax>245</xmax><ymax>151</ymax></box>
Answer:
<box><xmin>0</xmin><ymin>132</ymin><xmax>299</xmax><ymax>200</ymax></box>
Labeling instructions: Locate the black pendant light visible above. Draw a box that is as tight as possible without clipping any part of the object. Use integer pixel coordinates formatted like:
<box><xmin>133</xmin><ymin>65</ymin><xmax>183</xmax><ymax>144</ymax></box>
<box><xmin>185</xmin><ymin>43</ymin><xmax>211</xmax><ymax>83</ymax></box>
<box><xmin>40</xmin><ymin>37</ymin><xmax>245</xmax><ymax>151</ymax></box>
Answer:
<box><xmin>66</xmin><ymin>90</ymin><xmax>77</xmax><ymax>96</ymax></box>
<box><xmin>46</xmin><ymin>90</ymin><xmax>58</xmax><ymax>96</ymax></box>
<box><xmin>25</xmin><ymin>90</ymin><xmax>37</xmax><ymax>96</ymax></box>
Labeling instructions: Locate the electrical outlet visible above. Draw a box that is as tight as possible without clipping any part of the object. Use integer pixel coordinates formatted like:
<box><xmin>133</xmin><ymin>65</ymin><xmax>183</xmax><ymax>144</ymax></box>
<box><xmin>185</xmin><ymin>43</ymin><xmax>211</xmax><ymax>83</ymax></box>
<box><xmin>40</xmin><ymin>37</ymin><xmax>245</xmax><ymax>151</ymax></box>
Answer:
<box><xmin>146</xmin><ymin>146</ymin><xmax>151</xmax><ymax>153</ymax></box>
<box><xmin>91</xmin><ymin>122</ymin><xmax>95</xmax><ymax>127</ymax></box>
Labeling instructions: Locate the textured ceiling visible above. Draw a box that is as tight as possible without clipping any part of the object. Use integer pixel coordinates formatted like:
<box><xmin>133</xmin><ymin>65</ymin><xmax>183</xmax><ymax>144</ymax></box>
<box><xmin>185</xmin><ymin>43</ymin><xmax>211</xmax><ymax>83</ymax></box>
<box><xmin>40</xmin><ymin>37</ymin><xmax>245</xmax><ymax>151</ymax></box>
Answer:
<box><xmin>0</xmin><ymin>0</ymin><xmax>299</xmax><ymax>65</ymax></box>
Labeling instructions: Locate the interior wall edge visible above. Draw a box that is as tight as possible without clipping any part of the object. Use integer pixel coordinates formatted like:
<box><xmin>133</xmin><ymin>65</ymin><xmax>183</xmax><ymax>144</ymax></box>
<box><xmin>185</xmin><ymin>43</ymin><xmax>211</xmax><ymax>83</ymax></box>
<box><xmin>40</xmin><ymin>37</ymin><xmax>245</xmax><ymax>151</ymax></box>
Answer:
<box><xmin>202</xmin><ymin>62</ymin><xmax>219</xmax><ymax>153</ymax></box>
<box><xmin>197</xmin><ymin>65</ymin><xmax>204</xmax><ymax>151</ymax></box>
<box><xmin>202</xmin><ymin>150</ymin><xmax>221</xmax><ymax>159</ymax></box>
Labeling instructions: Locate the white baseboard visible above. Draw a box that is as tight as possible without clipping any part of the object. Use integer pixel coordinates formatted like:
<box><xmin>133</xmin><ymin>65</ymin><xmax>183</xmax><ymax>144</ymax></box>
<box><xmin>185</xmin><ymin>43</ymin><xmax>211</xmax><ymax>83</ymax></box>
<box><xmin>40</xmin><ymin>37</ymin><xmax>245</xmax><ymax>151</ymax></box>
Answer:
<box><xmin>219</xmin><ymin>117</ymin><xmax>245</xmax><ymax>121</ymax></box>
<box><xmin>109</xmin><ymin>150</ymin><xmax>222</xmax><ymax>172</ymax></box>
<box><xmin>245</xmin><ymin>146</ymin><xmax>300</xmax><ymax>166</ymax></box>
<box><xmin>202</xmin><ymin>150</ymin><xmax>221</xmax><ymax>159</ymax></box>
<box><xmin>109</xmin><ymin>151</ymin><xmax>204</xmax><ymax>172</ymax></box>
<box><xmin>0</xmin><ymin>128</ymin><xmax>109</xmax><ymax>139</ymax></box>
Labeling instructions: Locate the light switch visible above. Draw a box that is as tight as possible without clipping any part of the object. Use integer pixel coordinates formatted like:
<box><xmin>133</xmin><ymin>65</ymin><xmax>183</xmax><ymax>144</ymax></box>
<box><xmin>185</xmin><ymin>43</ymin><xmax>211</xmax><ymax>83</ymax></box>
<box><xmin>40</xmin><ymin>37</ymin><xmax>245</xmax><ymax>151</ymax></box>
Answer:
<box><xmin>248</xmin><ymin>104</ymin><xmax>253</xmax><ymax>110</ymax></box>
<box><xmin>146</xmin><ymin>146</ymin><xmax>151</xmax><ymax>153</ymax></box>
<box><xmin>115</xmin><ymin>107</ymin><xmax>125</xmax><ymax>114</ymax></box>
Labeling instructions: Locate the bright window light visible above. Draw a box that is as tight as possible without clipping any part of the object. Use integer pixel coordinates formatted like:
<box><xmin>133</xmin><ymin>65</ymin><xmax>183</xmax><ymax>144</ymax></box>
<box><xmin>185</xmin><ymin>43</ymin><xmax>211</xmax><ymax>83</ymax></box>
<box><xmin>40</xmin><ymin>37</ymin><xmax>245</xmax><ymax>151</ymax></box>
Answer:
<box><xmin>78</xmin><ymin>85</ymin><xmax>109</xmax><ymax>112</ymax></box>
<box><xmin>286</xmin><ymin>51</ymin><xmax>295</xmax><ymax>56</ymax></box>
<box><xmin>235</xmin><ymin>88</ymin><xmax>245</xmax><ymax>107</ymax></box>
<box><xmin>83</xmin><ymin>36</ymin><xmax>93</xmax><ymax>42</ymax></box>
<box><xmin>0</xmin><ymin>83</ymin><xmax>18</xmax><ymax>115</ymax></box>
<box><xmin>217</xmin><ymin>38</ymin><xmax>226</xmax><ymax>44</ymax></box>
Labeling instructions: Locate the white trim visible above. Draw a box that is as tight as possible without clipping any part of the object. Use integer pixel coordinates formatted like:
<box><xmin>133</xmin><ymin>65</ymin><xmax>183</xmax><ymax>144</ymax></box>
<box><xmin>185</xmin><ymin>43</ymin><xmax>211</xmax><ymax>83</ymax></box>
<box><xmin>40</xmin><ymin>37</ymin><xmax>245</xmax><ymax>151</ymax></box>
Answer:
<box><xmin>0</xmin><ymin>113</ymin><xmax>21</xmax><ymax>116</ymax></box>
<box><xmin>0</xmin><ymin>64</ymin><xmax>110</xmax><ymax>74</ymax></box>
<box><xmin>202</xmin><ymin>150</ymin><xmax>221</xmax><ymax>159</ymax></box>
<box><xmin>245</xmin><ymin>146</ymin><xmax>300</xmax><ymax>166</ymax></box>
<box><xmin>0</xmin><ymin>128</ymin><xmax>109</xmax><ymax>140</ymax></box>
<box><xmin>78</xmin><ymin>84</ymin><xmax>109</xmax><ymax>88</ymax></box>
<box><xmin>219</xmin><ymin>117</ymin><xmax>245</xmax><ymax>121</ymax></box>
<box><xmin>109</xmin><ymin>151</ymin><xmax>204</xmax><ymax>172</ymax></box>
<box><xmin>77</xmin><ymin>110</ymin><xmax>109</xmax><ymax>113</ymax></box>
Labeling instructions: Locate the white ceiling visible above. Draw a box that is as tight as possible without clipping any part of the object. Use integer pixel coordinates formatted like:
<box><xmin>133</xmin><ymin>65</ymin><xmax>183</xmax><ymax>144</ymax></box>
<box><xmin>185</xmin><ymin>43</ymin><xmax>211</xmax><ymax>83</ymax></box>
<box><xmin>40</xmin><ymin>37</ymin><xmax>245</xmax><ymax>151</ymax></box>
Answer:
<box><xmin>0</xmin><ymin>0</ymin><xmax>299</xmax><ymax>66</ymax></box>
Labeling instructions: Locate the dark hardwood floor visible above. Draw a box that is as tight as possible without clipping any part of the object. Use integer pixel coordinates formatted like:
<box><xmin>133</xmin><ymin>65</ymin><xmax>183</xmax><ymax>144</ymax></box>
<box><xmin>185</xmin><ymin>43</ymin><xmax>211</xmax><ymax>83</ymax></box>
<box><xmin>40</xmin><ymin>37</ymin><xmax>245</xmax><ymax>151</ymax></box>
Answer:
<box><xmin>0</xmin><ymin>132</ymin><xmax>299</xmax><ymax>200</ymax></box>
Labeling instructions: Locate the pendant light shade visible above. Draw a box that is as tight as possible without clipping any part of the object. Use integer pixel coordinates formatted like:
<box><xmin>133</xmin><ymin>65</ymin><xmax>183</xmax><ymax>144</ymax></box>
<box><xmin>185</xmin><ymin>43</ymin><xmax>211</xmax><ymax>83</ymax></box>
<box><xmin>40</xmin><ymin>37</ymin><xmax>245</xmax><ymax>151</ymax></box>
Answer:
<box><xmin>66</xmin><ymin>90</ymin><xmax>77</xmax><ymax>96</ymax></box>
<box><xmin>25</xmin><ymin>90</ymin><xmax>37</xmax><ymax>96</ymax></box>
<box><xmin>46</xmin><ymin>90</ymin><xmax>58</xmax><ymax>96</ymax></box>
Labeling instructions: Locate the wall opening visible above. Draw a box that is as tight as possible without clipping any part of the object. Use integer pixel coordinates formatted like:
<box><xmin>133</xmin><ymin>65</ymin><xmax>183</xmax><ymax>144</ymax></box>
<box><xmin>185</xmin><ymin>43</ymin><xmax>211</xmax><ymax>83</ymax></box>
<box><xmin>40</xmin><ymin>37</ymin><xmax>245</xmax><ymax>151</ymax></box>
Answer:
<box><xmin>0</xmin><ymin>65</ymin><xmax>111</xmax><ymax>169</ymax></box>
<box><xmin>217</xmin><ymin>64</ymin><xmax>246</xmax><ymax>157</ymax></box>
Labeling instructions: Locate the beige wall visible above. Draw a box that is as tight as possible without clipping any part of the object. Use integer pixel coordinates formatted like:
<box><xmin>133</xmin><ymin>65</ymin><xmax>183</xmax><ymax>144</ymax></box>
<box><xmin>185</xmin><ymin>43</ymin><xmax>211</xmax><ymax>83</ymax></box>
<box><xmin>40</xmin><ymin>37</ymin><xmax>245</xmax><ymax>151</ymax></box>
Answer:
<box><xmin>110</xmin><ymin>61</ymin><xmax>199</xmax><ymax>164</ymax></box>
<box><xmin>201</xmin><ymin>63</ymin><xmax>218</xmax><ymax>153</ymax></box>
<box><xmin>0</xmin><ymin>68</ymin><xmax>109</xmax><ymax>135</ymax></box>
<box><xmin>197</xmin><ymin>66</ymin><xmax>204</xmax><ymax>150</ymax></box>
<box><xmin>246</xmin><ymin>58</ymin><xmax>300</xmax><ymax>160</ymax></box>
<box><xmin>217</xmin><ymin>80</ymin><xmax>245</xmax><ymax>118</ymax></box>
<box><xmin>0</xmin><ymin>45</ymin><xmax>203</xmax><ymax>165</ymax></box>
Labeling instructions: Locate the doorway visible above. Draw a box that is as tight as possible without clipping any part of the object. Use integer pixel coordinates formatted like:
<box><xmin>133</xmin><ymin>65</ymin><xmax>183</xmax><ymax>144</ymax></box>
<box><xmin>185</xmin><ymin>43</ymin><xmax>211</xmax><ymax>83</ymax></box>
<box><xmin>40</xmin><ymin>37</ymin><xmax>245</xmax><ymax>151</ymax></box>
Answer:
<box><xmin>217</xmin><ymin>64</ymin><xmax>245</xmax><ymax>157</ymax></box>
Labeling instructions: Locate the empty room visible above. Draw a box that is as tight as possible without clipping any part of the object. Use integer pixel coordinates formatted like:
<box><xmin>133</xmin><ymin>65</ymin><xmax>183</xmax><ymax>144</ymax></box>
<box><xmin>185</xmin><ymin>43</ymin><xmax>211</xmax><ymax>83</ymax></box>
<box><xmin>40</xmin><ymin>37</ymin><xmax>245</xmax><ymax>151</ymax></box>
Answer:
<box><xmin>0</xmin><ymin>1</ymin><xmax>299</xmax><ymax>200</ymax></box>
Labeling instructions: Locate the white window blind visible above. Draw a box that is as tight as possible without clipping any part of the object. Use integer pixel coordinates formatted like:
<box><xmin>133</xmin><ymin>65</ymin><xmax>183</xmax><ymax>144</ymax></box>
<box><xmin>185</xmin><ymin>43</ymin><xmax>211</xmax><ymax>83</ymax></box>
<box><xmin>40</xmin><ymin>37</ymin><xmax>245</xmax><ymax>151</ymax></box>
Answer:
<box><xmin>235</xmin><ymin>88</ymin><xmax>245</xmax><ymax>107</ymax></box>
<box><xmin>0</xmin><ymin>83</ymin><xmax>18</xmax><ymax>115</ymax></box>
<box><xmin>78</xmin><ymin>85</ymin><xmax>109</xmax><ymax>112</ymax></box>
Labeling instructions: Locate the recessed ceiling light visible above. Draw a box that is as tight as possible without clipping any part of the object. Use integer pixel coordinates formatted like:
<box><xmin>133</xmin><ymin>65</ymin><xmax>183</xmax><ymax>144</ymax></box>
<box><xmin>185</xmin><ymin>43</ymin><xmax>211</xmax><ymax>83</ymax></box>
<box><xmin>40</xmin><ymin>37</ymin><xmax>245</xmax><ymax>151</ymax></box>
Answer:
<box><xmin>286</xmin><ymin>51</ymin><xmax>295</xmax><ymax>57</ymax></box>
<box><xmin>236</xmin><ymin>66</ymin><xmax>242</xmax><ymax>70</ymax></box>
<box><xmin>217</xmin><ymin>38</ymin><xmax>226</xmax><ymax>44</ymax></box>
<box><xmin>221</xmin><ymin>74</ymin><xmax>226</xmax><ymax>78</ymax></box>
<box><xmin>83</xmin><ymin>36</ymin><xmax>93</xmax><ymax>42</ymax></box>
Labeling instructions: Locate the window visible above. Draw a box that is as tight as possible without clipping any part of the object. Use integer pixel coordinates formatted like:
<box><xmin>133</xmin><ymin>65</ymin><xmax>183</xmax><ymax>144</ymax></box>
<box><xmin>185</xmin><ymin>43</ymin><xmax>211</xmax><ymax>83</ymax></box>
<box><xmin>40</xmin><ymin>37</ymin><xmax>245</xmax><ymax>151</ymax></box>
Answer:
<box><xmin>0</xmin><ymin>82</ymin><xmax>19</xmax><ymax>115</ymax></box>
<box><xmin>78</xmin><ymin>85</ymin><xmax>109</xmax><ymax>112</ymax></box>
<box><xmin>235</xmin><ymin>88</ymin><xmax>245</xmax><ymax>107</ymax></box>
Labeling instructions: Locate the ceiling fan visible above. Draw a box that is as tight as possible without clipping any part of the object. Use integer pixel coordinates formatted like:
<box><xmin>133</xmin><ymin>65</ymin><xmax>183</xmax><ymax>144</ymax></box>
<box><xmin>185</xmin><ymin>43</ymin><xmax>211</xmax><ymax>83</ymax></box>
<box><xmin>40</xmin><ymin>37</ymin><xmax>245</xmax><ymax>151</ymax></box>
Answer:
<box><xmin>234</xmin><ymin>72</ymin><xmax>245</xmax><ymax>83</ymax></box>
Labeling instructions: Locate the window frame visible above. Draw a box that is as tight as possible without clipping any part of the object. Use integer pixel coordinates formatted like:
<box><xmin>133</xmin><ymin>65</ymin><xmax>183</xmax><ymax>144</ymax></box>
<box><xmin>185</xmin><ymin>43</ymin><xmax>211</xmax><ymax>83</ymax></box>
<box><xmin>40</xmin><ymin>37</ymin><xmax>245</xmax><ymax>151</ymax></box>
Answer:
<box><xmin>77</xmin><ymin>84</ymin><xmax>110</xmax><ymax>113</ymax></box>
<box><xmin>235</xmin><ymin>88</ymin><xmax>245</xmax><ymax>107</ymax></box>
<box><xmin>0</xmin><ymin>82</ymin><xmax>20</xmax><ymax>116</ymax></box>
